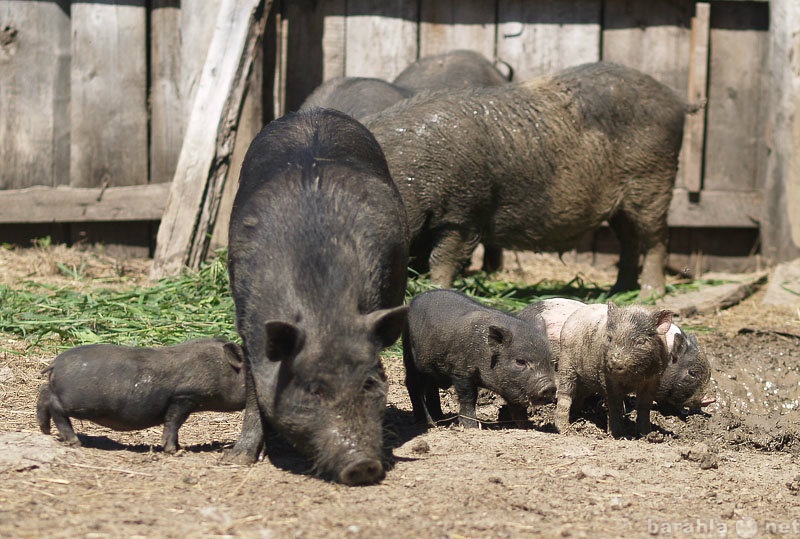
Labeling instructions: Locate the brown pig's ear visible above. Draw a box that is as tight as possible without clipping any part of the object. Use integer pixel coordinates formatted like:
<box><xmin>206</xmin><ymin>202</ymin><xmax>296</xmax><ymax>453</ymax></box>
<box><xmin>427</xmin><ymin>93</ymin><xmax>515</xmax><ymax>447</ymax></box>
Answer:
<box><xmin>365</xmin><ymin>305</ymin><xmax>408</xmax><ymax>349</ymax></box>
<box><xmin>654</xmin><ymin>310</ymin><xmax>673</xmax><ymax>335</ymax></box>
<box><xmin>265</xmin><ymin>321</ymin><xmax>306</xmax><ymax>363</ymax></box>
<box><xmin>223</xmin><ymin>342</ymin><xmax>246</xmax><ymax>371</ymax></box>
<box><xmin>670</xmin><ymin>331</ymin><xmax>688</xmax><ymax>363</ymax></box>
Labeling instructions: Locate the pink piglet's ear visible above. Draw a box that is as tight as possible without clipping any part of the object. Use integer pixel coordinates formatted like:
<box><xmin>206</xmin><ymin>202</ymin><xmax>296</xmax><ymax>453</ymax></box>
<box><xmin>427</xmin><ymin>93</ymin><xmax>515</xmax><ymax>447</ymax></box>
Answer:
<box><xmin>654</xmin><ymin>310</ymin><xmax>673</xmax><ymax>335</ymax></box>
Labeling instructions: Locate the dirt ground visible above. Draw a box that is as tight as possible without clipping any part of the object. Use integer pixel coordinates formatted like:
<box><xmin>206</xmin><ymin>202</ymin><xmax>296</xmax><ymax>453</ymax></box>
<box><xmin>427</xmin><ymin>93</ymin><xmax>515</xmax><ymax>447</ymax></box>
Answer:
<box><xmin>1</xmin><ymin>246</ymin><xmax>800</xmax><ymax>539</ymax></box>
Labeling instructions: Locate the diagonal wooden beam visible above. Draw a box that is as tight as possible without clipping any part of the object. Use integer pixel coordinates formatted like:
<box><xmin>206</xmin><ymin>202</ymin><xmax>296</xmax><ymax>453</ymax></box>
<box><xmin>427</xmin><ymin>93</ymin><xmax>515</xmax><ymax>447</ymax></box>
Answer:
<box><xmin>151</xmin><ymin>0</ymin><xmax>270</xmax><ymax>279</ymax></box>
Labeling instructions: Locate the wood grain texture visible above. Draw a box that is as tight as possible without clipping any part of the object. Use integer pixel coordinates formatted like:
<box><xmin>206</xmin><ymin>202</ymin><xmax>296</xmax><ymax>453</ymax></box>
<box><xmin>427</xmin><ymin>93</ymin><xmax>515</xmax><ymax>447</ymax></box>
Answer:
<box><xmin>0</xmin><ymin>1</ymin><xmax>70</xmax><ymax>189</ymax></box>
<box><xmin>70</xmin><ymin>2</ymin><xmax>148</xmax><ymax>188</ymax></box>
<box><xmin>150</xmin><ymin>1</ymin><xmax>183</xmax><ymax>184</ymax></box>
<box><xmin>151</xmin><ymin>0</ymin><xmax>269</xmax><ymax>279</ymax></box>
<box><xmin>345</xmin><ymin>0</ymin><xmax>418</xmax><ymax>80</ymax></box>
<box><xmin>668</xmin><ymin>189</ymin><xmax>761</xmax><ymax>228</ymax></box>
<box><xmin>497</xmin><ymin>0</ymin><xmax>601</xmax><ymax>81</ymax></box>
<box><xmin>703</xmin><ymin>2</ymin><xmax>768</xmax><ymax>193</ymax></box>
<box><xmin>0</xmin><ymin>184</ymin><xmax>169</xmax><ymax>223</ymax></box>
<box><xmin>679</xmin><ymin>2</ymin><xmax>709</xmax><ymax>194</ymax></box>
<box><xmin>419</xmin><ymin>0</ymin><xmax>495</xmax><ymax>59</ymax></box>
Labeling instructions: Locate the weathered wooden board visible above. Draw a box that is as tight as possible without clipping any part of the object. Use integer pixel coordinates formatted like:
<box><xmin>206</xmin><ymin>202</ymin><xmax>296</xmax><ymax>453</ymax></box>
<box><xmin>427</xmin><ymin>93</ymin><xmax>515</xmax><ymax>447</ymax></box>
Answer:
<box><xmin>603</xmin><ymin>0</ymin><xmax>692</xmax><ymax>190</ymax></box>
<box><xmin>703</xmin><ymin>2</ymin><xmax>769</xmax><ymax>193</ymax></box>
<box><xmin>283</xmin><ymin>1</ymin><xmax>326</xmax><ymax>111</ymax></box>
<box><xmin>150</xmin><ymin>1</ymin><xmax>183</xmax><ymax>184</ymax></box>
<box><xmin>679</xmin><ymin>2</ymin><xmax>709</xmax><ymax>195</ymax></box>
<box><xmin>0</xmin><ymin>184</ymin><xmax>169</xmax><ymax>223</ymax></box>
<box><xmin>0</xmin><ymin>1</ymin><xmax>70</xmax><ymax>189</ymax></box>
<box><xmin>497</xmin><ymin>0</ymin><xmax>601</xmax><ymax>81</ymax></box>
<box><xmin>70</xmin><ymin>2</ymin><xmax>148</xmax><ymax>188</ymax></box>
<box><xmin>763</xmin><ymin>0</ymin><xmax>800</xmax><ymax>261</ymax></box>
<box><xmin>321</xmin><ymin>0</ymin><xmax>346</xmax><ymax>82</ymax></box>
<box><xmin>657</xmin><ymin>272</ymin><xmax>768</xmax><ymax>318</ymax></box>
<box><xmin>419</xmin><ymin>1</ymin><xmax>495</xmax><ymax>60</ymax></box>
<box><xmin>668</xmin><ymin>189</ymin><xmax>761</xmax><ymax>228</ymax></box>
<box><xmin>602</xmin><ymin>0</ymin><xmax>692</xmax><ymax>96</ymax></box>
<box><xmin>180</xmin><ymin>0</ymin><xmax>222</xmax><ymax>121</ymax></box>
<box><xmin>345</xmin><ymin>0</ymin><xmax>418</xmax><ymax>80</ymax></box>
<box><xmin>151</xmin><ymin>0</ymin><xmax>269</xmax><ymax>279</ymax></box>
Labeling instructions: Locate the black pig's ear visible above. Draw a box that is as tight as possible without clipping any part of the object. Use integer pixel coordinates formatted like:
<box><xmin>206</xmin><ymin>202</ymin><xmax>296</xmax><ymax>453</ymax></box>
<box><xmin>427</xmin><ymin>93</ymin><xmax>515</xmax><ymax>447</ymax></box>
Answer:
<box><xmin>670</xmin><ymin>331</ymin><xmax>688</xmax><ymax>363</ymax></box>
<box><xmin>487</xmin><ymin>325</ymin><xmax>512</xmax><ymax>352</ymax></box>
<box><xmin>366</xmin><ymin>305</ymin><xmax>408</xmax><ymax>349</ymax></box>
<box><xmin>265</xmin><ymin>321</ymin><xmax>306</xmax><ymax>363</ymax></box>
<box><xmin>223</xmin><ymin>342</ymin><xmax>246</xmax><ymax>371</ymax></box>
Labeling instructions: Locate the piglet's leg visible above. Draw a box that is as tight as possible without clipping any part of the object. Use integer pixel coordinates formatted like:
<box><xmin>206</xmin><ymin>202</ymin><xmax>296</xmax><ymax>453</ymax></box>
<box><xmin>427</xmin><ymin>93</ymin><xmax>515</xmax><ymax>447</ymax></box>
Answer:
<box><xmin>554</xmin><ymin>366</ymin><xmax>577</xmax><ymax>433</ymax></box>
<box><xmin>429</xmin><ymin>228</ymin><xmax>480</xmax><ymax>288</ymax></box>
<box><xmin>606</xmin><ymin>389</ymin><xmax>627</xmax><ymax>438</ymax></box>
<box><xmin>635</xmin><ymin>382</ymin><xmax>658</xmax><ymax>436</ymax></box>
<box><xmin>48</xmin><ymin>396</ymin><xmax>80</xmax><ymax>446</ymax></box>
<box><xmin>162</xmin><ymin>399</ymin><xmax>194</xmax><ymax>454</ymax></box>
<box><xmin>453</xmin><ymin>378</ymin><xmax>479</xmax><ymax>428</ymax></box>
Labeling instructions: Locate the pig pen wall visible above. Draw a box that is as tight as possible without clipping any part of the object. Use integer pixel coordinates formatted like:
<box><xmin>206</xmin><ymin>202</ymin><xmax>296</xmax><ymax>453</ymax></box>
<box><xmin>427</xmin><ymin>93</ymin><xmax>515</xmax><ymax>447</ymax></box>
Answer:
<box><xmin>0</xmin><ymin>0</ymin><xmax>784</xmax><ymax>271</ymax></box>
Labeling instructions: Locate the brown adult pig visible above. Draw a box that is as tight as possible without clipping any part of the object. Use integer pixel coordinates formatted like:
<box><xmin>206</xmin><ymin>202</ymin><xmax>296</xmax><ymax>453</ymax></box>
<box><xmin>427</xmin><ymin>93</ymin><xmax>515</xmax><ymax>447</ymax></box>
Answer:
<box><xmin>554</xmin><ymin>302</ymin><xmax>673</xmax><ymax>436</ymax></box>
<box><xmin>36</xmin><ymin>339</ymin><xmax>245</xmax><ymax>453</ymax></box>
<box><xmin>365</xmin><ymin>62</ymin><xmax>697</xmax><ymax>297</ymax></box>
<box><xmin>403</xmin><ymin>289</ymin><xmax>555</xmax><ymax>428</ymax></box>
<box><xmin>393</xmin><ymin>49</ymin><xmax>510</xmax><ymax>94</ymax></box>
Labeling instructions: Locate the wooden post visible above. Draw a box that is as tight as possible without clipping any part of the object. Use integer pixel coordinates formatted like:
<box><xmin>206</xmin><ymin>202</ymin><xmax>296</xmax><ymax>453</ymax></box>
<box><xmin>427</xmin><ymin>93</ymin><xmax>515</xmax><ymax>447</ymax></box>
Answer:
<box><xmin>763</xmin><ymin>0</ymin><xmax>800</xmax><ymax>262</ymax></box>
<box><xmin>680</xmin><ymin>2</ymin><xmax>710</xmax><ymax>196</ymax></box>
<box><xmin>150</xmin><ymin>0</ymin><xmax>269</xmax><ymax>279</ymax></box>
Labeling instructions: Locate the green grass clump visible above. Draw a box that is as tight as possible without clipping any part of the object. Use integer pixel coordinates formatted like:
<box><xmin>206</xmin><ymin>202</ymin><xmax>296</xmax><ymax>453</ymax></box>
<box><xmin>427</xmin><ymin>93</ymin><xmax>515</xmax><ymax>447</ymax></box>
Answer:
<box><xmin>0</xmin><ymin>251</ymin><xmax>236</xmax><ymax>351</ymax></box>
<box><xmin>0</xmin><ymin>249</ymin><xmax>727</xmax><ymax>354</ymax></box>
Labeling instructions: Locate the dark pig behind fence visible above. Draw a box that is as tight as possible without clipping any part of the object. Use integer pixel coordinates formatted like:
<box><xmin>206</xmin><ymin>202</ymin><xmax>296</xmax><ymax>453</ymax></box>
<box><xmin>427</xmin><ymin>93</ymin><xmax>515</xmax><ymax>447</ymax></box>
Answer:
<box><xmin>393</xmin><ymin>49</ymin><xmax>511</xmax><ymax>94</ymax></box>
<box><xmin>298</xmin><ymin>77</ymin><xmax>413</xmax><ymax>121</ymax></box>
<box><xmin>224</xmin><ymin>109</ymin><xmax>409</xmax><ymax>486</ymax></box>
<box><xmin>403</xmin><ymin>289</ymin><xmax>555</xmax><ymax>428</ymax></box>
<box><xmin>37</xmin><ymin>339</ymin><xmax>246</xmax><ymax>453</ymax></box>
<box><xmin>366</xmin><ymin>62</ymin><xmax>697</xmax><ymax>297</ymax></box>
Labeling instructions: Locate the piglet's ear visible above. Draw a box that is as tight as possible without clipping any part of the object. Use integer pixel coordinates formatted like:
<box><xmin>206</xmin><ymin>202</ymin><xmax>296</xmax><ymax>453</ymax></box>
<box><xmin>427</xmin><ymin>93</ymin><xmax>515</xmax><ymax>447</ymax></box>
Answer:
<box><xmin>670</xmin><ymin>331</ymin><xmax>688</xmax><ymax>363</ymax></box>
<box><xmin>265</xmin><ymin>321</ymin><xmax>305</xmax><ymax>363</ymax></box>
<box><xmin>487</xmin><ymin>325</ymin><xmax>512</xmax><ymax>353</ymax></box>
<box><xmin>223</xmin><ymin>342</ymin><xmax>246</xmax><ymax>371</ymax></box>
<box><xmin>654</xmin><ymin>310</ymin><xmax>673</xmax><ymax>335</ymax></box>
<box><xmin>366</xmin><ymin>305</ymin><xmax>408</xmax><ymax>349</ymax></box>
<box><xmin>527</xmin><ymin>313</ymin><xmax>547</xmax><ymax>336</ymax></box>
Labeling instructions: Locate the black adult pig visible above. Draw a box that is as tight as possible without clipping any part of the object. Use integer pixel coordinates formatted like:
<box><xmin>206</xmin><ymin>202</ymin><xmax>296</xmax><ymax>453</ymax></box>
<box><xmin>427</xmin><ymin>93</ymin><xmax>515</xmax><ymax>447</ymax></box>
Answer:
<box><xmin>518</xmin><ymin>299</ymin><xmax>713</xmax><ymax>412</ymax></box>
<box><xmin>366</xmin><ymin>62</ymin><xmax>696</xmax><ymax>297</ymax></box>
<box><xmin>393</xmin><ymin>49</ymin><xmax>510</xmax><ymax>94</ymax></box>
<box><xmin>299</xmin><ymin>77</ymin><xmax>413</xmax><ymax>121</ymax></box>
<box><xmin>36</xmin><ymin>339</ymin><xmax>245</xmax><ymax>453</ymax></box>
<box><xmin>403</xmin><ymin>289</ymin><xmax>555</xmax><ymax>428</ymax></box>
<box><xmin>553</xmin><ymin>302</ymin><xmax>673</xmax><ymax>436</ymax></box>
<box><xmin>224</xmin><ymin>109</ymin><xmax>409</xmax><ymax>486</ymax></box>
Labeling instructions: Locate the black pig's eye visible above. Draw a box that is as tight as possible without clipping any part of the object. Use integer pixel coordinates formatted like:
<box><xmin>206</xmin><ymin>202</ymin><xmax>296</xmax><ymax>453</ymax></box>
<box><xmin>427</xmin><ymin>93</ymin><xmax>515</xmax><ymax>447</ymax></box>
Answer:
<box><xmin>687</xmin><ymin>369</ymin><xmax>698</xmax><ymax>379</ymax></box>
<box><xmin>363</xmin><ymin>377</ymin><xmax>380</xmax><ymax>392</ymax></box>
<box><xmin>515</xmin><ymin>358</ymin><xmax>527</xmax><ymax>367</ymax></box>
<box><xmin>306</xmin><ymin>383</ymin><xmax>326</xmax><ymax>399</ymax></box>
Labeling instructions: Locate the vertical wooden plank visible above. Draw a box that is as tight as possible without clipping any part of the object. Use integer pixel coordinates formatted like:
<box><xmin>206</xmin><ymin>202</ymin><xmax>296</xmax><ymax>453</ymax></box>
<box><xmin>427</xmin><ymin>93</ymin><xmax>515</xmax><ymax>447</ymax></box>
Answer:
<box><xmin>497</xmin><ymin>0</ymin><xmax>601</xmax><ymax>81</ymax></box>
<box><xmin>679</xmin><ymin>2</ymin><xmax>710</xmax><ymax>195</ymax></box>
<box><xmin>419</xmin><ymin>1</ymin><xmax>495</xmax><ymax>59</ymax></box>
<box><xmin>603</xmin><ymin>0</ymin><xmax>692</xmax><ymax>190</ymax></box>
<box><xmin>151</xmin><ymin>0</ymin><xmax>269</xmax><ymax>278</ymax></box>
<box><xmin>763</xmin><ymin>0</ymin><xmax>800</xmax><ymax>261</ymax></box>
<box><xmin>283</xmin><ymin>1</ymin><xmax>323</xmax><ymax>111</ymax></box>
<box><xmin>0</xmin><ymin>1</ymin><xmax>70</xmax><ymax>189</ymax></box>
<box><xmin>209</xmin><ymin>35</ymin><xmax>265</xmax><ymax>251</ymax></box>
<box><xmin>345</xmin><ymin>0</ymin><xmax>418</xmax><ymax>80</ymax></box>
<box><xmin>702</xmin><ymin>2</ymin><xmax>768</xmax><ymax>193</ymax></box>
<box><xmin>602</xmin><ymin>0</ymin><xmax>692</xmax><ymax>96</ymax></box>
<box><xmin>70</xmin><ymin>2</ymin><xmax>148</xmax><ymax>188</ymax></box>
<box><xmin>180</xmin><ymin>0</ymin><xmax>222</xmax><ymax>122</ymax></box>
<box><xmin>150</xmin><ymin>1</ymin><xmax>182</xmax><ymax>184</ymax></box>
<box><xmin>321</xmin><ymin>0</ymin><xmax>346</xmax><ymax>81</ymax></box>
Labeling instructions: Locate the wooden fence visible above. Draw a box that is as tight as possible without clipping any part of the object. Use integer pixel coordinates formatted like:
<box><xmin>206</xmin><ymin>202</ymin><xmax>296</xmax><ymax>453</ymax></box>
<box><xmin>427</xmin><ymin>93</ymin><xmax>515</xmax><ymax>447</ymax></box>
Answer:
<box><xmin>1</xmin><ymin>0</ymin><xmax>795</xmax><ymax>268</ymax></box>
